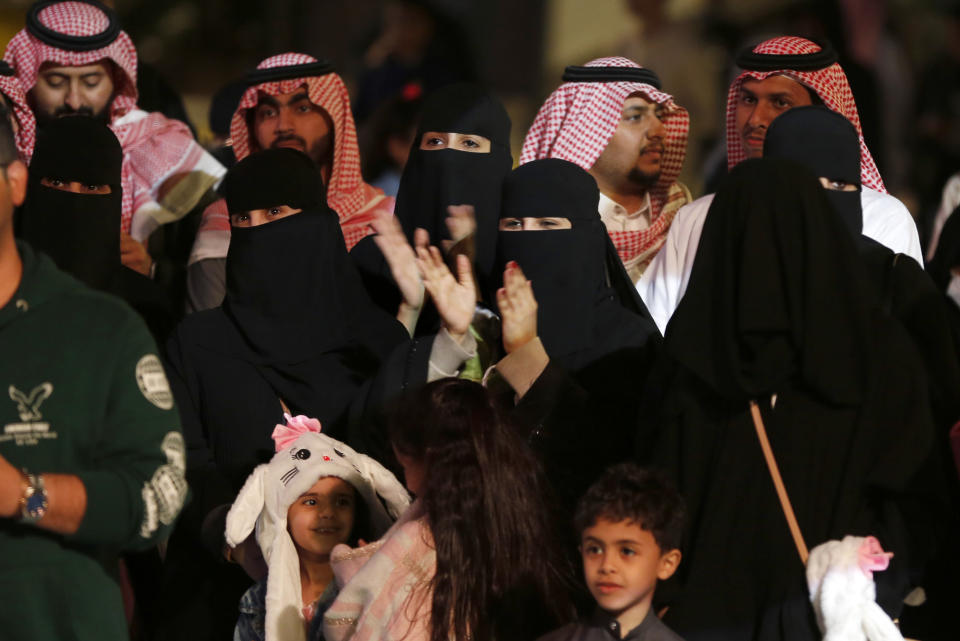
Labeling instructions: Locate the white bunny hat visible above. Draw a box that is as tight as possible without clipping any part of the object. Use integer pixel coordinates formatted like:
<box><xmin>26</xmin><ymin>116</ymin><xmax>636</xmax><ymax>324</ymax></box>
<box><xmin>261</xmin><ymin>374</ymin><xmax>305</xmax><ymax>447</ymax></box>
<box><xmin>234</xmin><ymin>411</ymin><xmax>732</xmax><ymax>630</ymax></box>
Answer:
<box><xmin>226</xmin><ymin>414</ymin><xmax>410</xmax><ymax>641</ymax></box>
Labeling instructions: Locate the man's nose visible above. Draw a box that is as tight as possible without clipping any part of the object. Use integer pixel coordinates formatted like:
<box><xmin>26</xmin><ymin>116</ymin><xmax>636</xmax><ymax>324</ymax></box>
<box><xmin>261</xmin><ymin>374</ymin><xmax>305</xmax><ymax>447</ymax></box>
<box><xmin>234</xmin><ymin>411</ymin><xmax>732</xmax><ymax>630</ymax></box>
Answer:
<box><xmin>748</xmin><ymin>102</ymin><xmax>775</xmax><ymax>130</ymax></box>
<box><xmin>65</xmin><ymin>81</ymin><xmax>83</xmax><ymax>111</ymax></box>
<box><xmin>648</xmin><ymin>115</ymin><xmax>666</xmax><ymax>140</ymax></box>
<box><xmin>275</xmin><ymin>106</ymin><xmax>294</xmax><ymax>132</ymax></box>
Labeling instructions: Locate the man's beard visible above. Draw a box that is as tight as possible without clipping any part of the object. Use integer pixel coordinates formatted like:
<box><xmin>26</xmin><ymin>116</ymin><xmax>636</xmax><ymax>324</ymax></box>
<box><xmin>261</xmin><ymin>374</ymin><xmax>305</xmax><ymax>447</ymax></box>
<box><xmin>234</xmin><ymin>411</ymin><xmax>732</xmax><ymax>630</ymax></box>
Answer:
<box><xmin>270</xmin><ymin>133</ymin><xmax>333</xmax><ymax>171</ymax></box>
<box><xmin>35</xmin><ymin>103</ymin><xmax>112</xmax><ymax>130</ymax></box>
<box><xmin>627</xmin><ymin>167</ymin><xmax>660</xmax><ymax>191</ymax></box>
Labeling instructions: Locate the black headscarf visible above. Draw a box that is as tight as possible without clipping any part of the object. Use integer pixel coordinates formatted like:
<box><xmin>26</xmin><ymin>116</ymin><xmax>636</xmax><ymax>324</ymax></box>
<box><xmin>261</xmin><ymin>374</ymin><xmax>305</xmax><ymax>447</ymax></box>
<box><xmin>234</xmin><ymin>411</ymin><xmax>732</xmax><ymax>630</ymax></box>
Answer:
<box><xmin>665</xmin><ymin>159</ymin><xmax>874</xmax><ymax>405</ymax></box>
<box><xmin>764</xmin><ymin>106</ymin><xmax>863</xmax><ymax>236</ymax></box>
<box><xmin>494</xmin><ymin>158</ymin><xmax>659</xmax><ymax>372</ymax></box>
<box><xmin>18</xmin><ymin>116</ymin><xmax>177</xmax><ymax>341</ymax></box>
<box><xmin>20</xmin><ymin>115</ymin><xmax>122</xmax><ymax>289</ymax></box>
<box><xmin>213</xmin><ymin>148</ymin><xmax>407</xmax><ymax>416</ymax></box>
<box><xmin>221</xmin><ymin>148</ymin><xmax>403</xmax><ymax>362</ymax></box>
<box><xmin>395</xmin><ymin>83</ymin><xmax>512</xmax><ymax>284</ymax></box>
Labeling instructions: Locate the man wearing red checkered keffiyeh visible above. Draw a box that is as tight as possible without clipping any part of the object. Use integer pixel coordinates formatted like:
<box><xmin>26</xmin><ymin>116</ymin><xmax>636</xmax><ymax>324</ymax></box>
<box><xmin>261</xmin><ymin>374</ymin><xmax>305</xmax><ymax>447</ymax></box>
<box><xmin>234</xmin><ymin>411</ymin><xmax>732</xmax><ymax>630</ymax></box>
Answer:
<box><xmin>639</xmin><ymin>36</ymin><xmax>923</xmax><ymax>334</ymax></box>
<box><xmin>186</xmin><ymin>53</ymin><xmax>393</xmax><ymax>313</ymax></box>
<box><xmin>520</xmin><ymin>57</ymin><xmax>691</xmax><ymax>283</ymax></box>
<box><xmin>4</xmin><ymin>0</ymin><xmax>225</xmax><ymax>279</ymax></box>
<box><xmin>0</xmin><ymin>62</ymin><xmax>36</xmax><ymax>163</ymax></box>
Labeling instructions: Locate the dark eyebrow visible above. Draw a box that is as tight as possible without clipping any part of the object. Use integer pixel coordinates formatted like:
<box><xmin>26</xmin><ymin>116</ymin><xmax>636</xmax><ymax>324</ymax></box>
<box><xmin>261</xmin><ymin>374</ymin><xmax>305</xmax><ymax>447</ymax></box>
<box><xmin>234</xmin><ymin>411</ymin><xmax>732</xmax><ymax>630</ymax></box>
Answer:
<box><xmin>257</xmin><ymin>94</ymin><xmax>280</xmax><ymax>109</ymax></box>
<box><xmin>624</xmin><ymin>105</ymin><xmax>652</xmax><ymax>115</ymax></box>
<box><xmin>286</xmin><ymin>92</ymin><xmax>312</xmax><ymax>106</ymax></box>
<box><xmin>740</xmin><ymin>87</ymin><xmax>757</xmax><ymax>99</ymax></box>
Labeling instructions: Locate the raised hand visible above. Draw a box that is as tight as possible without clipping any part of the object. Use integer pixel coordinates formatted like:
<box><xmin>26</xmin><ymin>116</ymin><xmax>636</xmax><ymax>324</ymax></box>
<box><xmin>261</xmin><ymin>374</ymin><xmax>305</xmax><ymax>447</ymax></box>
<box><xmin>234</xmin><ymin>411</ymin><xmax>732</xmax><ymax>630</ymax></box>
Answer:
<box><xmin>497</xmin><ymin>261</ymin><xmax>538</xmax><ymax>354</ymax></box>
<box><xmin>441</xmin><ymin>204</ymin><xmax>476</xmax><ymax>254</ymax></box>
<box><xmin>417</xmin><ymin>245</ymin><xmax>476</xmax><ymax>343</ymax></box>
<box><xmin>372</xmin><ymin>211</ymin><xmax>426</xmax><ymax>310</ymax></box>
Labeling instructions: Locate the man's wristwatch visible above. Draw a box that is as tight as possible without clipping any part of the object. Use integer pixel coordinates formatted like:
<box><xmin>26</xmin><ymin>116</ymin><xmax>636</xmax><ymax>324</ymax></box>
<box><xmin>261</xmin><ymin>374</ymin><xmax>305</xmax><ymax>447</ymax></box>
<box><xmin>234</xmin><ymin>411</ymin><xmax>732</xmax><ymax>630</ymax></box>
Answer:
<box><xmin>18</xmin><ymin>471</ymin><xmax>48</xmax><ymax>524</ymax></box>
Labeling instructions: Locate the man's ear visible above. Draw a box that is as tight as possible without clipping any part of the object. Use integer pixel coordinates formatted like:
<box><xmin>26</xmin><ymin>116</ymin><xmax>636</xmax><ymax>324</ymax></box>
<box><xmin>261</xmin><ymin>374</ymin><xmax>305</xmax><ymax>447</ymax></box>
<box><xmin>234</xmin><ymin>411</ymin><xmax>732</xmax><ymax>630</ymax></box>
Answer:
<box><xmin>4</xmin><ymin>160</ymin><xmax>27</xmax><ymax>207</ymax></box>
<box><xmin>656</xmin><ymin>548</ymin><xmax>682</xmax><ymax>581</ymax></box>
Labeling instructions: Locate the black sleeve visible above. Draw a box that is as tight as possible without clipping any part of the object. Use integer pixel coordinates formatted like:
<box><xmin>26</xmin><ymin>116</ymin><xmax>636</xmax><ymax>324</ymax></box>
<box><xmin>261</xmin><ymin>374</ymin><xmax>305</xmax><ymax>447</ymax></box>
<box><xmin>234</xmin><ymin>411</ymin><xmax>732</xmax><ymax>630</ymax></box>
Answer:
<box><xmin>347</xmin><ymin>335</ymin><xmax>435</xmax><ymax>474</ymax></box>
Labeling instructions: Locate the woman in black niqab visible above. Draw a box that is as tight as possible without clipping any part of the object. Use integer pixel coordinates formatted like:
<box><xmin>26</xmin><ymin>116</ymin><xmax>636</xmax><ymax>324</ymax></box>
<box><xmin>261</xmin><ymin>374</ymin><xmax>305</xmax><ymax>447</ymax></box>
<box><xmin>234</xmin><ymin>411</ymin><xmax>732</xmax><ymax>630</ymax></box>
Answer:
<box><xmin>493</xmin><ymin>158</ymin><xmax>658</xmax><ymax>374</ymax></box>
<box><xmin>765</xmin><ymin>106</ymin><xmax>960</xmax><ymax>437</ymax></box>
<box><xmin>18</xmin><ymin>116</ymin><xmax>175</xmax><ymax>341</ymax></box>
<box><xmin>642</xmin><ymin>159</ymin><xmax>936</xmax><ymax>641</ymax></box>
<box><xmin>352</xmin><ymin>83</ymin><xmax>512</xmax><ymax>316</ymax></box>
<box><xmin>166</xmin><ymin>148</ymin><xmax>409</xmax><ymax>489</ymax></box>
<box><xmin>487</xmin><ymin>159</ymin><xmax>660</xmax><ymax>513</ymax></box>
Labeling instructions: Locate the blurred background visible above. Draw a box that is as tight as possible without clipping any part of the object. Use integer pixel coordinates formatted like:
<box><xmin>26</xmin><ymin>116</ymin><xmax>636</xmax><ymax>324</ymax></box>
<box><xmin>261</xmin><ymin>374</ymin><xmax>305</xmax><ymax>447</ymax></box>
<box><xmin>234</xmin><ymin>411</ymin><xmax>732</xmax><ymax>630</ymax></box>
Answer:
<box><xmin>1</xmin><ymin>0</ymin><xmax>959</xmax><ymax>242</ymax></box>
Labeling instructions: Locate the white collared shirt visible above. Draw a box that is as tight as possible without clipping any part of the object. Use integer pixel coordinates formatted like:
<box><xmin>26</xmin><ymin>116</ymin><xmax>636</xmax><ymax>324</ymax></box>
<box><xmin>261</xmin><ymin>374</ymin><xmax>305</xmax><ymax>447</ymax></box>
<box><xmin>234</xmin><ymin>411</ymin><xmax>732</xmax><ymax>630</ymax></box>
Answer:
<box><xmin>598</xmin><ymin>192</ymin><xmax>653</xmax><ymax>232</ymax></box>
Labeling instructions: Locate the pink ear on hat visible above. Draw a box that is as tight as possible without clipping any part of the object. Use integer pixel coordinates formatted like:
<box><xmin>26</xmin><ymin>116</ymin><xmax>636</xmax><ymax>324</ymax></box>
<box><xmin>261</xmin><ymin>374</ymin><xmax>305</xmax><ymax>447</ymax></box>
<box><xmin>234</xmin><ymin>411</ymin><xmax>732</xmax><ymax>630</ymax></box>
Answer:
<box><xmin>271</xmin><ymin>413</ymin><xmax>322</xmax><ymax>452</ymax></box>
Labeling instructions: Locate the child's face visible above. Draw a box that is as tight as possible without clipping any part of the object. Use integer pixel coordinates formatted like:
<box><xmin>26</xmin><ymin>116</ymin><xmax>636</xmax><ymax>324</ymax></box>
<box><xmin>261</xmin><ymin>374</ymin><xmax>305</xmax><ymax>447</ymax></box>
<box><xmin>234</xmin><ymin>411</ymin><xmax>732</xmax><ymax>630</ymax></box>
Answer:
<box><xmin>581</xmin><ymin>518</ymin><xmax>681</xmax><ymax>630</ymax></box>
<box><xmin>287</xmin><ymin>476</ymin><xmax>357</xmax><ymax>559</ymax></box>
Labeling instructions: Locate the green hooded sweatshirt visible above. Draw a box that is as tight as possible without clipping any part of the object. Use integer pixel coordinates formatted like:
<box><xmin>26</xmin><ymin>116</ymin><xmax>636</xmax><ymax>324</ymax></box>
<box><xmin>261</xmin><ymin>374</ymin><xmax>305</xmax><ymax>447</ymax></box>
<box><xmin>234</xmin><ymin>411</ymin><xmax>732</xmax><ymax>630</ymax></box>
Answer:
<box><xmin>0</xmin><ymin>242</ymin><xmax>186</xmax><ymax>640</ymax></box>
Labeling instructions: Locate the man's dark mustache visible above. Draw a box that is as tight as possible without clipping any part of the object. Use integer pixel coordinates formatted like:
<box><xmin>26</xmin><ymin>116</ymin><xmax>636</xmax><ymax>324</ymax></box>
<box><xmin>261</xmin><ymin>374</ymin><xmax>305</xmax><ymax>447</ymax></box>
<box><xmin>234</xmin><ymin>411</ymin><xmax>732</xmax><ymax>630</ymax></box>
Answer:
<box><xmin>271</xmin><ymin>135</ymin><xmax>306</xmax><ymax>149</ymax></box>
<box><xmin>53</xmin><ymin>105</ymin><xmax>95</xmax><ymax>117</ymax></box>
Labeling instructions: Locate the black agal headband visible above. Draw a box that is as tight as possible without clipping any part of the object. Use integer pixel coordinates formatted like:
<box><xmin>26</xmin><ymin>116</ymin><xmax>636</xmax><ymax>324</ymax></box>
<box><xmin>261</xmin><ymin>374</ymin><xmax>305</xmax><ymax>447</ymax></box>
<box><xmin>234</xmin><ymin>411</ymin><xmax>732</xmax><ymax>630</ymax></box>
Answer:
<box><xmin>735</xmin><ymin>40</ymin><xmax>838</xmax><ymax>72</ymax></box>
<box><xmin>0</xmin><ymin>61</ymin><xmax>14</xmax><ymax>77</ymax></box>
<box><xmin>562</xmin><ymin>65</ymin><xmax>661</xmax><ymax>89</ymax></box>
<box><xmin>27</xmin><ymin>0</ymin><xmax>121</xmax><ymax>52</ymax></box>
<box><xmin>245</xmin><ymin>60</ymin><xmax>335</xmax><ymax>86</ymax></box>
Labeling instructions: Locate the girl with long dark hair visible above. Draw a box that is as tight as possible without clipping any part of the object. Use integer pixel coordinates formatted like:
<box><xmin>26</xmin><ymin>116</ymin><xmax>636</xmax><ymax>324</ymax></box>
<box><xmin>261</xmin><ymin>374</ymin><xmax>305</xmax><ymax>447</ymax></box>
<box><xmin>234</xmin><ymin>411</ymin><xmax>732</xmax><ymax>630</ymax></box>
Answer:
<box><xmin>323</xmin><ymin>378</ymin><xmax>574</xmax><ymax>641</ymax></box>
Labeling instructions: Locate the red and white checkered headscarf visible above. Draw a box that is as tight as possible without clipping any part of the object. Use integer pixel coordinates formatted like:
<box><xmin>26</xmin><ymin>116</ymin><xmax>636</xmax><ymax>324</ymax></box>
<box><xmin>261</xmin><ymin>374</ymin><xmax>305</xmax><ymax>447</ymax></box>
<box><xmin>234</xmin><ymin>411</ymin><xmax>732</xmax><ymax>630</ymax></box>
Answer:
<box><xmin>4</xmin><ymin>1</ymin><xmax>222</xmax><ymax>235</ymax></box>
<box><xmin>0</xmin><ymin>71</ymin><xmax>36</xmax><ymax>162</ymax></box>
<box><xmin>230</xmin><ymin>53</ymin><xmax>389</xmax><ymax>250</ymax></box>
<box><xmin>520</xmin><ymin>57</ymin><xmax>690</xmax><ymax>269</ymax></box>
<box><xmin>4</xmin><ymin>1</ymin><xmax>138</xmax><ymax>121</ymax></box>
<box><xmin>725</xmin><ymin>36</ymin><xmax>885</xmax><ymax>193</ymax></box>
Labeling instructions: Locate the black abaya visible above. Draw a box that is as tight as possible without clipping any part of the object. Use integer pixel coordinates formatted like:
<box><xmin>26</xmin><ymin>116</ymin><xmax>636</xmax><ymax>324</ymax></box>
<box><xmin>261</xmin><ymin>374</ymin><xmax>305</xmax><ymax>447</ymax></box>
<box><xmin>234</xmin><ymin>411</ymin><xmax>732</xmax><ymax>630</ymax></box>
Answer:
<box><xmin>166</xmin><ymin>150</ymin><xmax>408</xmax><ymax>489</ymax></box>
<box><xmin>639</xmin><ymin>160</ymin><xmax>936</xmax><ymax>641</ymax></box>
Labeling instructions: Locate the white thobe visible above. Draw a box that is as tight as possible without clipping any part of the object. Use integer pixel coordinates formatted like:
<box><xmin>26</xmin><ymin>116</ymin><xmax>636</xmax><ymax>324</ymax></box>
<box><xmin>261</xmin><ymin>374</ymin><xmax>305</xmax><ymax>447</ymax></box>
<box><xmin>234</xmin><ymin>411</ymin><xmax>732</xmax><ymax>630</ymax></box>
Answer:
<box><xmin>637</xmin><ymin>187</ymin><xmax>924</xmax><ymax>334</ymax></box>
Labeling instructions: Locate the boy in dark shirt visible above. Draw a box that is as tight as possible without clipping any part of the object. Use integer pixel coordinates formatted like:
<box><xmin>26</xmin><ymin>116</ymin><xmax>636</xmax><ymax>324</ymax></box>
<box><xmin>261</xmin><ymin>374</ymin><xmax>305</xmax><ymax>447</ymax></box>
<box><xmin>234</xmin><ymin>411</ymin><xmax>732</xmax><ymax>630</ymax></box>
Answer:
<box><xmin>539</xmin><ymin>464</ymin><xmax>685</xmax><ymax>641</ymax></box>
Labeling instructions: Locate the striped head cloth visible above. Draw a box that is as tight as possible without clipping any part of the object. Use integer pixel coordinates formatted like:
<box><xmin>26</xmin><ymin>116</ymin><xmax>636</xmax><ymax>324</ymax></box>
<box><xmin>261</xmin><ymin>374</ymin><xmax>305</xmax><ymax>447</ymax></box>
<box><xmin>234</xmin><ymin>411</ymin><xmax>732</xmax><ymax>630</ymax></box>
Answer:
<box><xmin>520</xmin><ymin>57</ymin><xmax>690</xmax><ymax>270</ymax></box>
<box><xmin>726</xmin><ymin>36</ymin><xmax>885</xmax><ymax>193</ymax></box>
<box><xmin>230</xmin><ymin>53</ymin><xmax>388</xmax><ymax>250</ymax></box>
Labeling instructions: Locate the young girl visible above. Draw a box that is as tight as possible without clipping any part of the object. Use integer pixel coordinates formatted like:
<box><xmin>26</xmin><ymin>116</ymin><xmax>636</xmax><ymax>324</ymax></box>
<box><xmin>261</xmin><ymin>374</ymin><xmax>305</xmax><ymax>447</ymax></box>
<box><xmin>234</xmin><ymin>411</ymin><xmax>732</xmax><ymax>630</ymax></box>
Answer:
<box><xmin>226</xmin><ymin>414</ymin><xmax>410</xmax><ymax>641</ymax></box>
<box><xmin>323</xmin><ymin>378</ymin><xmax>574</xmax><ymax>641</ymax></box>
